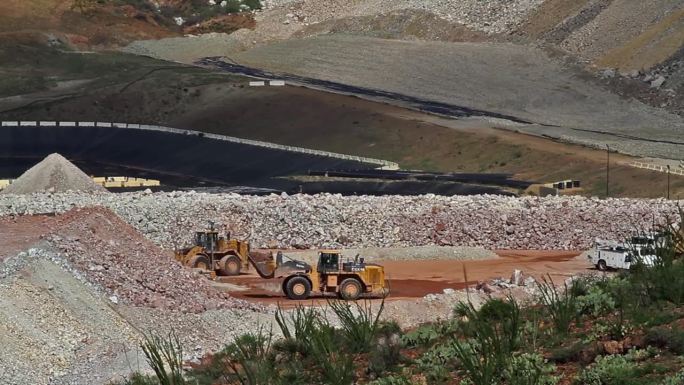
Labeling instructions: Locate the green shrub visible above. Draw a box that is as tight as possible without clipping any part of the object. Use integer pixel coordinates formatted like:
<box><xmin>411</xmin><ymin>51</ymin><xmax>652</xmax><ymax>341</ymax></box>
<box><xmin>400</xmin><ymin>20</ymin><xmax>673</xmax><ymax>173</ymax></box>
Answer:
<box><xmin>416</xmin><ymin>341</ymin><xmax>459</xmax><ymax>384</ymax></box>
<box><xmin>645</xmin><ymin>327</ymin><xmax>684</xmax><ymax>355</ymax></box>
<box><xmin>576</xmin><ymin>355</ymin><xmax>639</xmax><ymax>385</ymax></box>
<box><xmin>275</xmin><ymin>304</ymin><xmax>320</xmax><ymax>343</ymax></box>
<box><xmin>660</xmin><ymin>369</ymin><xmax>684</xmax><ymax>385</ymax></box>
<box><xmin>402</xmin><ymin>320</ymin><xmax>456</xmax><ymax>348</ymax></box>
<box><xmin>629</xmin><ymin>304</ymin><xmax>681</xmax><ymax>326</ymax></box>
<box><xmin>309</xmin><ymin>322</ymin><xmax>355</xmax><ymax>385</ymax></box>
<box><xmin>624</xmin><ymin>347</ymin><xmax>658</xmax><ymax>363</ymax></box>
<box><xmin>369</xmin><ymin>321</ymin><xmax>405</xmax><ymax>377</ymax></box>
<box><xmin>328</xmin><ymin>299</ymin><xmax>384</xmax><ymax>354</ymax></box>
<box><xmin>455</xmin><ymin>298</ymin><xmax>521</xmax><ymax>353</ymax></box>
<box><xmin>645</xmin><ymin>326</ymin><xmax>671</xmax><ymax>348</ymax></box>
<box><xmin>222</xmin><ymin>328</ymin><xmax>275</xmax><ymax>385</ymax></box>
<box><xmin>368</xmin><ymin>374</ymin><xmax>413</xmax><ymax>385</ymax></box>
<box><xmin>549</xmin><ymin>341</ymin><xmax>589</xmax><ymax>364</ymax></box>
<box><xmin>242</xmin><ymin>0</ymin><xmax>262</xmax><ymax>10</ymax></box>
<box><xmin>504</xmin><ymin>353</ymin><xmax>559</xmax><ymax>385</ymax></box>
<box><xmin>577</xmin><ymin>285</ymin><xmax>616</xmax><ymax>317</ymax></box>
<box><xmin>537</xmin><ymin>275</ymin><xmax>578</xmax><ymax>335</ymax></box>
<box><xmin>628</xmin><ymin>210</ymin><xmax>684</xmax><ymax>305</ymax></box>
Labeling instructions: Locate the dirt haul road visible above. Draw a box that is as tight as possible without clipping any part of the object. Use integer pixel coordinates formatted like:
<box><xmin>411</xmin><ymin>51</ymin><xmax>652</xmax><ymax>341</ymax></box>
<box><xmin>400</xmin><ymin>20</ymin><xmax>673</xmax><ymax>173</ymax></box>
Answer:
<box><xmin>222</xmin><ymin>250</ymin><xmax>589</xmax><ymax>305</ymax></box>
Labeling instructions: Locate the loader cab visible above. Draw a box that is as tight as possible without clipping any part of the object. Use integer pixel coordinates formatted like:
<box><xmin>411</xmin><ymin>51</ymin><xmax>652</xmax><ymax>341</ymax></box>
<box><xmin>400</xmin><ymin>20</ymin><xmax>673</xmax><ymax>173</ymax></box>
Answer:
<box><xmin>318</xmin><ymin>251</ymin><xmax>340</xmax><ymax>273</ymax></box>
<box><xmin>195</xmin><ymin>231</ymin><xmax>219</xmax><ymax>251</ymax></box>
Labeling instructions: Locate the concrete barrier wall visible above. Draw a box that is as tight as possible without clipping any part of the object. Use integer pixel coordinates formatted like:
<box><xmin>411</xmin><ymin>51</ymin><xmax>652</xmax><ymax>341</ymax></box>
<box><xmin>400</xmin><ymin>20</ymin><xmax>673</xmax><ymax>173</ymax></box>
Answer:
<box><xmin>0</xmin><ymin>121</ymin><xmax>399</xmax><ymax>170</ymax></box>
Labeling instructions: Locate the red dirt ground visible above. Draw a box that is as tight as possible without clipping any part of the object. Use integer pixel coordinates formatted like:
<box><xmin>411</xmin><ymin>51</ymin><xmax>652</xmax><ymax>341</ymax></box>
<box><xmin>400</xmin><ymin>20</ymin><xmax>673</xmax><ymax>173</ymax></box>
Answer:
<box><xmin>224</xmin><ymin>250</ymin><xmax>591</xmax><ymax>305</ymax></box>
<box><xmin>0</xmin><ymin>213</ymin><xmax>593</xmax><ymax>306</ymax></box>
<box><xmin>0</xmin><ymin>214</ymin><xmax>55</xmax><ymax>260</ymax></box>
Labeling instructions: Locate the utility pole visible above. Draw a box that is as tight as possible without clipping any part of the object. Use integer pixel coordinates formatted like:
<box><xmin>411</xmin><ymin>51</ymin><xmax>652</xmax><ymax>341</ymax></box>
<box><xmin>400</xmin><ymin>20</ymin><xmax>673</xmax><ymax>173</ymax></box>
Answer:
<box><xmin>606</xmin><ymin>144</ymin><xmax>610</xmax><ymax>198</ymax></box>
<box><xmin>667</xmin><ymin>165</ymin><xmax>671</xmax><ymax>199</ymax></box>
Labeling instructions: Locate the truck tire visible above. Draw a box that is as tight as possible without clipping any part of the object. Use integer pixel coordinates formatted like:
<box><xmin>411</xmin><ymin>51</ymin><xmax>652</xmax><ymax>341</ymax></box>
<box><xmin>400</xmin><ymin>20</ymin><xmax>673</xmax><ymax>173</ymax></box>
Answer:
<box><xmin>285</xmin><ymin>276</ymin><xmax>311</xmax><ymax>300</ymax></box>
<box><xmin>189</xmin><ymin>254</ymin><xmax>210</xmax><ymax>270</ymax></box>
<box><xmin>597</xmin><ymin>260</ymin><xmax>608</xmax><ymax>271</ymax></box>
<box><xmin>219</xmin><ymin>255</ymin><xmax>242</xmax><ymax>276</ymax></box>
<box><xmin>339</xmin><ymin>278</ymin><xmax>362</xmax><ymax>301</ymax></box>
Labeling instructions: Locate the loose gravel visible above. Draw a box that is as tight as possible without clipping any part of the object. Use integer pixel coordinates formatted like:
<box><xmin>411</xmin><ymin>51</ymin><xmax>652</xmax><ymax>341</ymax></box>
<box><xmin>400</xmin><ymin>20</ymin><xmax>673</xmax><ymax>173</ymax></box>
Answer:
<box><xmin>0</xmin><ymin>247</ymin><xmax>272</xmax><ymax>385</ymax></box>
<box><xmin>0</xmin><ymin>191</ymin><xmax>679</xmax><ymax>251</ymax></box>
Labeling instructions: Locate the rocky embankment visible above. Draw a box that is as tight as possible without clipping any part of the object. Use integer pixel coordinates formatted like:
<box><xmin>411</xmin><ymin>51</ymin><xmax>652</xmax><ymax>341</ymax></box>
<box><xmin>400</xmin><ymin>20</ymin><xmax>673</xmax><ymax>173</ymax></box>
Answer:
<box><xmin>0</xmin><ymin>192</ymin><xmax>679</xmax><ymax>250</ymax></box>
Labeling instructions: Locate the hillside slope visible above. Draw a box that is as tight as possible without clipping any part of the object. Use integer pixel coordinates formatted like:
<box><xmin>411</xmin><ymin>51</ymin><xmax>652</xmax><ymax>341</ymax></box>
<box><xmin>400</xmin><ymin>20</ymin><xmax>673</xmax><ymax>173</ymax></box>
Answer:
<box><xmin>122</xmin><ymin>0</ymin><xmax>683</xmax><ymax>159</ymax></box>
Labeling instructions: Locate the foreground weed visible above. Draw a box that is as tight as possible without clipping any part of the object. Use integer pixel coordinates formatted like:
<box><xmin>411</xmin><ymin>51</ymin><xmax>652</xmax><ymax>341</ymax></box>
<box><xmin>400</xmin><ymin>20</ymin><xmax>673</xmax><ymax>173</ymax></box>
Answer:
<box><xmin>309</xmin><ymin>322</ymin><xmax>355</xmax><ymax>385</ymax></box>
<box><xmin>537</xmin><ymin>275</ymin><xmax>577</xmax><ymax>335</ymax></box>
<box><xmin>275</xmin><ymin>303</ymin><xmax>320</xmax><ymax>341</ymax></box>
<box><xmin>140</xmin><ymin>331</ymin><xmax>185</xmax><ymax>385</ymax></box>
<box><xmin>329</xmin><ymin>298</ymin><xmax>385</xmax><ymax>353</ymax></box>
<box><xmin>452</xmin><ymin>298</ymin><xmax>522</xmax><ymax>385</ymax></box>
<box><xmin>222</xmin><ymin>328</ymin><xmax>275</xmax><ymax>385</ymax></box>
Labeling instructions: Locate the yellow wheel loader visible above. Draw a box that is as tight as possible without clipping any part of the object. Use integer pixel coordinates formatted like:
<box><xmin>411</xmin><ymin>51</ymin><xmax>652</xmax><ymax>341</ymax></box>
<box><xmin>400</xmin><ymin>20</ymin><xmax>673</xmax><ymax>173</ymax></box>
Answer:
<box><xmin>281</xmin><ymin>250</ymin><xmax>388</xmax><ymax>301</ymax></box>
<box><xmin>175</xmin><ymin>223</ymin><xmax>277</xmax><ymax>277</ymax></box>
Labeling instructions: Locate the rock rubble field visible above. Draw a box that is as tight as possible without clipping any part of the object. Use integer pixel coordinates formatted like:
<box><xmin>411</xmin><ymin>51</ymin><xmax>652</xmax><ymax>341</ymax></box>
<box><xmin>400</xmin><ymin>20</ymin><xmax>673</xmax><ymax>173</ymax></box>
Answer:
<box><xmin>1</xmin><ymin>206</ymin><xmax>258</xmax><ymax>313</ymax></box>
<box><xmin>0</xmin><ymin>191</ymin><xmax>679</xmax><ymax>251</ymax></box>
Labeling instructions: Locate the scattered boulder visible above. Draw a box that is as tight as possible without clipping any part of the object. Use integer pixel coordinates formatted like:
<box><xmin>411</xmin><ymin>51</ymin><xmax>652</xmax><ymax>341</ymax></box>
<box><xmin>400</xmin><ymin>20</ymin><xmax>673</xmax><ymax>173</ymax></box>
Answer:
<box><xmin>650</xmin><ymin>75</ymin><xmax>666</xmax><ymax>88</ymax></box>
<box><xmin>510</xmin><ymin>269</ymin><xmax>524</xmax><ymax>286</ymax></box>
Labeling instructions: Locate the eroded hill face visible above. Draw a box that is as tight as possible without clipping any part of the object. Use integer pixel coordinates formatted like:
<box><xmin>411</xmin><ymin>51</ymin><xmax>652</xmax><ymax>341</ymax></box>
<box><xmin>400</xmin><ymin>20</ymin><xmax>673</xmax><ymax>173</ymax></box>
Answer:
<box><xmin>0</xmin><ymin>0</ymin><xmax>258</xmax><ymax>49</ymax></box>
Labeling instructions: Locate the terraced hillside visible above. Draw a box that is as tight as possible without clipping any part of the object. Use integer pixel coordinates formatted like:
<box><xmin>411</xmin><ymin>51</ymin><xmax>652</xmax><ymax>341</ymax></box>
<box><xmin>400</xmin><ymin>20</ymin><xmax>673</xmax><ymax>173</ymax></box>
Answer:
<box><xmin>122</xmin><ymin>0</ymin><xmax>684</xmax><ymax>159</ymax></box>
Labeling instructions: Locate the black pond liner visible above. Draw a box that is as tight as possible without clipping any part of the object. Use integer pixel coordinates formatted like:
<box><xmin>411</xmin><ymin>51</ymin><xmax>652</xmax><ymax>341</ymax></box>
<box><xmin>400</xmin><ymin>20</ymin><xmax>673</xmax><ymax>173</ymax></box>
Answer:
<box><xmin>0</xmin><ymin>125</ymin><xmax>371</xmax><ymax>187</ymax></box>
<box><xmin>0</xmin><ymin>125</ymin><xmax>521</xmax><ymax>196</ymax></box>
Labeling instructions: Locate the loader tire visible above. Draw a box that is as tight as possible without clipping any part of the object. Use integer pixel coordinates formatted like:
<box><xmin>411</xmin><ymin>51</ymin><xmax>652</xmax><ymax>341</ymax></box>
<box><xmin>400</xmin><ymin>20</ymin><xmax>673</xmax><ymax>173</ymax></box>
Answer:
<box><xmin>597</xmin><ymin>260</ymin><xmax>608</xmax><ymax>271</ymax></box>
<box><xmin>285</xmin><ymin>276</ymin><xmax>311</xmax><ymax>300</ymax></box>
<box><xmin>189</xmin><ymin>254</ymin><xmax>210</xmax><ymax>270</ymax></box>
<box><xmin>219</xmin><ymin>255</ymin><xmax>242</xmax><ymax>276</ymax></box>
<box><xmin>339</xmin><ymin>278</ymin><xmax>362</xmax><ymax>301</ymax></box>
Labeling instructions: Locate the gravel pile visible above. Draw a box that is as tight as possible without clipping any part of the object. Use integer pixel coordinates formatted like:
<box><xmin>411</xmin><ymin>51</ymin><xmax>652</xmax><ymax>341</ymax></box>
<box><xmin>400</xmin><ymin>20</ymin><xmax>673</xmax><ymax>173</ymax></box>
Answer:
<box><xmin>0</xmin><ymin>192</ymin><xmax>679</xmax><ymax>250</ymax></box>
<box><xmin>0</xmin><ymin>248</ymin><xmax>144</xmax><ymax>385</ymax></box>
<box><xmin>41</xmin><ymin>206</ymin><xmax>258</xmax><ymax>313</ymax></box>
<box><xmin>1</xmin><ymin>153</ymin><xmax>107</xmax><ymax>195</ymax></box>
<box><xmin>0</xmin><ymin>246</ymin><xmax>271</xmax><ymax>385</ymax></box>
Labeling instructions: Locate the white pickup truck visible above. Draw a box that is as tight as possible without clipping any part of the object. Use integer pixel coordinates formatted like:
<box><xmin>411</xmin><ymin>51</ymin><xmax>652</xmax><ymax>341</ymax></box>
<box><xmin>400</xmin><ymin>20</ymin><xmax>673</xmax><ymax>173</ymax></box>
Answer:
<box><xmin>588</xmin><ymin>239</ymin><xmax>657</xmax><ymax>271</ymax></box>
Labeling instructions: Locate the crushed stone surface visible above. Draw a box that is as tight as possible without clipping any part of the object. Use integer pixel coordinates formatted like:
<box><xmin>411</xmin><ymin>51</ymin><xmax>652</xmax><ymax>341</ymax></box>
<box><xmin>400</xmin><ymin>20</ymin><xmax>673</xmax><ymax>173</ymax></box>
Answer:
<box><xmin>0</xmin><ymin>191</ymin><xmax>679</xmax><ymax>251</ymax></box>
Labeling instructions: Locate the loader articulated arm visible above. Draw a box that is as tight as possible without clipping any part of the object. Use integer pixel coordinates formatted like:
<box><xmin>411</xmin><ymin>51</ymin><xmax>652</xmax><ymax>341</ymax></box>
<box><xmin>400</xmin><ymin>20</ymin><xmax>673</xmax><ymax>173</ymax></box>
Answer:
<box><xmin>246</xmin><ymin>252</ymin><xmax>277</xmax><ymax>279</ymax></box>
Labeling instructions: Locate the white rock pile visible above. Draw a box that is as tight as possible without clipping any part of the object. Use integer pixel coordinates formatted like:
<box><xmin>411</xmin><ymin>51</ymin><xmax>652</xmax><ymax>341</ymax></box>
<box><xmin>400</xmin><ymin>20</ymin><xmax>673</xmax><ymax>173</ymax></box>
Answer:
<box><xmin>1</xmin><ymin>153</ymin><xmax>107</xmax><ymax>194</ymax></box>
<box><xmin>0</xmin><ymin>192</ymin><xmax>679</xmax><ymax>250</ymax></box>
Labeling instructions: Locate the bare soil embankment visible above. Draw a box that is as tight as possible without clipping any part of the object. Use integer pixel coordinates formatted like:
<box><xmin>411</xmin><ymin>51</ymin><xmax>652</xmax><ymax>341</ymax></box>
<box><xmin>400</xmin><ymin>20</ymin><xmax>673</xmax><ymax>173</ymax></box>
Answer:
<box><xmin>225</xmin><ymin>250</ymin><xmax>587</xmax><ymax>305</ymax></box>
